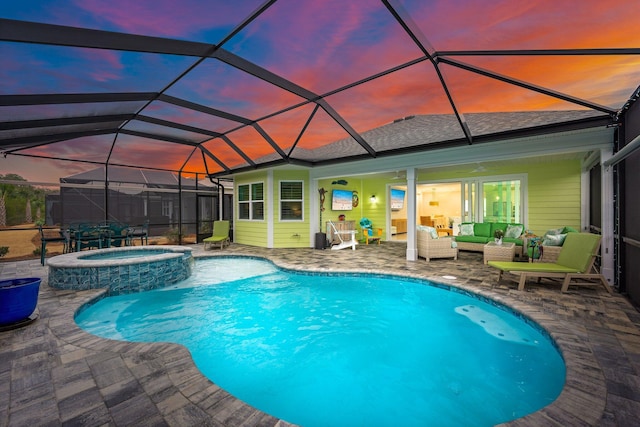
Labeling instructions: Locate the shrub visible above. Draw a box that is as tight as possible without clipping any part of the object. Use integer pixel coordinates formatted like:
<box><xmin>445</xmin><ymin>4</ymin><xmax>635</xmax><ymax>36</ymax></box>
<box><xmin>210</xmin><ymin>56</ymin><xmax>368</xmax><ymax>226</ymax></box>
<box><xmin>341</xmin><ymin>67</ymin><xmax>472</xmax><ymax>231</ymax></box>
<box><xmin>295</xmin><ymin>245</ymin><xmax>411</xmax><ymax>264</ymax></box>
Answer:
<box><xmin>33</xmin><ymin>247</ymin><xmax>45</xmax><ymax>256</ymax></box>
<box><xmin>164</xmin><ymin>227</ymin><xmax>180</xmax><ymax>244</ymax></box>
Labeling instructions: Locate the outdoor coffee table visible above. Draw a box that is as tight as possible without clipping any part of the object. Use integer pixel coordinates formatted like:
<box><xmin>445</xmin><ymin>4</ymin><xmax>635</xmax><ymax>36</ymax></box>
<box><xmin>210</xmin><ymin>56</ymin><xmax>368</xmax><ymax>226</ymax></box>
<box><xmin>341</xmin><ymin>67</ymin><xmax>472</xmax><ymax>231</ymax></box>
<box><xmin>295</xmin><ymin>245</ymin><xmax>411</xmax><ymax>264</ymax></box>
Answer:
<box><xmin>483</xmin><ymin>241</ymin><xmax>516</xmax><ymax>264</ymax></box>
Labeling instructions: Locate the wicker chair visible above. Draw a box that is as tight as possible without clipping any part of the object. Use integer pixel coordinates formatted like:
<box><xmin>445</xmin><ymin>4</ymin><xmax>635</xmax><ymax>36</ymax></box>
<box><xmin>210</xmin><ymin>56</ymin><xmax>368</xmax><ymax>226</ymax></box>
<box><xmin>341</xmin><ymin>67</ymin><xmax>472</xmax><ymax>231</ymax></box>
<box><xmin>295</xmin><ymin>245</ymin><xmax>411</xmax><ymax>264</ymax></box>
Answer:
<box><xmin>536</xmin><ymin>245</ymin><xmax>561</xmax><ymax>263</ymax></box>
<box><xmin>417</xmin><ymin>228</ymin><xmax>458</xmax><ymax>262</ymax></box>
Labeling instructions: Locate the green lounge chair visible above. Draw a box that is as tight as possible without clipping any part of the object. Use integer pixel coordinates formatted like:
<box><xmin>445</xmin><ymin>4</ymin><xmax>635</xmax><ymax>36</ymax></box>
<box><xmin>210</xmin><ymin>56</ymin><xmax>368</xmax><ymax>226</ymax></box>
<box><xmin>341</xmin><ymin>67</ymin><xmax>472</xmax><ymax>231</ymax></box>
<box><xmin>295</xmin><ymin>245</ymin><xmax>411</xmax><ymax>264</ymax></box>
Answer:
<box><xmin>203</xmin><ymin>220</ymin><xmax>230</xmax><ymax>250</ymax></box>
<box><xmin>488</xmin><ymin>232</ymin><xmax>611</xmax><ymax>293</ymax></box>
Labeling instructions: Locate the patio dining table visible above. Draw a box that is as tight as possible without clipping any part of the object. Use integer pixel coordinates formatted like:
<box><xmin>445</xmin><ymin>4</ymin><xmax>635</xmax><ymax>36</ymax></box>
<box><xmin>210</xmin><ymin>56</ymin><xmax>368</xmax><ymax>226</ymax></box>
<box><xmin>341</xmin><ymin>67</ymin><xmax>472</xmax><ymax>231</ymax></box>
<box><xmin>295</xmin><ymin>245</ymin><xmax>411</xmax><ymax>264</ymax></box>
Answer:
<box><xmin>68</xmin><ymin>222</ymin><xmax>131</xmax><ymax>251</ymax></box>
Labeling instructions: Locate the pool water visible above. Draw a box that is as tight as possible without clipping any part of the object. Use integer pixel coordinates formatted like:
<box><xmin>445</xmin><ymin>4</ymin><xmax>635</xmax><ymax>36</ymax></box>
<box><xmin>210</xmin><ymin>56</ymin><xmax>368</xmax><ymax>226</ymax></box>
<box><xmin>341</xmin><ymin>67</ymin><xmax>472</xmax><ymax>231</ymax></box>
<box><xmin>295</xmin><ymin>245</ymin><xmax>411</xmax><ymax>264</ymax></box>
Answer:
<box><xmin>78</xmin><ymin>249</ymin><xmax>176</xmax><ymax>260</ymax></box>
<box><xmin>76</xmin><ymin>257</ymin><xmax>565</xmax><ymax>427</ymax></box>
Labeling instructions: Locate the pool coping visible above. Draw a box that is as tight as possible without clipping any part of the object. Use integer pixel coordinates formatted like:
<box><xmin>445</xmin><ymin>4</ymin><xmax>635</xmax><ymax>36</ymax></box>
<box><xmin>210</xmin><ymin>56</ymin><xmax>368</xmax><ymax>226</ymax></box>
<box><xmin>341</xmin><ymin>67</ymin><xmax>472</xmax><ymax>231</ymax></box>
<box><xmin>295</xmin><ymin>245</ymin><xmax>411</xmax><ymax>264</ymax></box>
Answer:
<box><xmin>47</xmin><ymin>245</ymin><xmax>192</xmax><ymax>268</ymax></box>
<box><xmin>55</xmin><ymin>252</ymin><xmax>610</xmax><ymax>427</ymax></box>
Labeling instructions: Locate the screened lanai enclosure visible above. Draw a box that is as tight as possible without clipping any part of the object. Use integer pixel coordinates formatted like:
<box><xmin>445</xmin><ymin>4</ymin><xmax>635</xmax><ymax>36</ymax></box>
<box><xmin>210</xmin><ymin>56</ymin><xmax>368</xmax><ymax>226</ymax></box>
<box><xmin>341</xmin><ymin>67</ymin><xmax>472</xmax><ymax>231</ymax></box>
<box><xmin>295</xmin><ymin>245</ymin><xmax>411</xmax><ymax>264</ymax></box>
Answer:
<box><xmin>2</xmin><ymin>1</ymin><xmax>638</xmax><ymax>176</ymax></box>
<box><xmin>47</xmin><ymin>167</ymin><xmax>233</xmax><ymax>243</ymax></box>
<box><xmin>1</xmin><ymin>1</ymin><xmax>640</xmax><ymax>300</ymax></box>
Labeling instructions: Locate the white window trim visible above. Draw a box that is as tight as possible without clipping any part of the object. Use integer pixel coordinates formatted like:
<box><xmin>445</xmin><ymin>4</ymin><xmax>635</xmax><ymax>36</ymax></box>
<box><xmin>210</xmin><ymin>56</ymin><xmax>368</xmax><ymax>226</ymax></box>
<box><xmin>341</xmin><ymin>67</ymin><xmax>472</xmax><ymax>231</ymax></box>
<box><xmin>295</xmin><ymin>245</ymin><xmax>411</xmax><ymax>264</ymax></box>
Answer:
<box><xmin>279</xmin><ymin>180</ymin><xmax>304</xmax><ymax>222</ymax></box>
<box><xmin>237</xmin><ymin>181</ymin><xmax>265</xmax><ymax>221</ymax></box>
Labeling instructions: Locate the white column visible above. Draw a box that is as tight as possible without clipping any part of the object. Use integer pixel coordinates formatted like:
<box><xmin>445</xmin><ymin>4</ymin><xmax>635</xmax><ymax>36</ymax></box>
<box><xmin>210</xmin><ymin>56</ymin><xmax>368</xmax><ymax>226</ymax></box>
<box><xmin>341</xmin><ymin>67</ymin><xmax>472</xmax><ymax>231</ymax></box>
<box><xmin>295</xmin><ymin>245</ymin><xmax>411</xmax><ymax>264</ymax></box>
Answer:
<box><xmin>267</xmin><ymin>170</ymin><xmax>274</xmax><ymax>248</ymax></box>
<box><xmin>406</xmin><ymin>168</ymin><xmax>418</xmax><ymax>261</ymax></box>
<box><xmin>600</xmin><ymin>147</ymin><xmax>614</xmax><ymax>284</ymax></box>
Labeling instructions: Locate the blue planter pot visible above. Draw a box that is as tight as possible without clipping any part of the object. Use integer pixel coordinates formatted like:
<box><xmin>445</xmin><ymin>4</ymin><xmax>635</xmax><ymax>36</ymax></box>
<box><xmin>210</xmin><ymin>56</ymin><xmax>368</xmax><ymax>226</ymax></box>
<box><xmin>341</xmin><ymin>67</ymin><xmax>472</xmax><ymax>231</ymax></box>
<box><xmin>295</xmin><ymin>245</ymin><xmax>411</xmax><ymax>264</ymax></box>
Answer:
<box><xmin>0</xmin><ymin>277</ymin><xmax>41</xmax><ymax>326</ymax></box>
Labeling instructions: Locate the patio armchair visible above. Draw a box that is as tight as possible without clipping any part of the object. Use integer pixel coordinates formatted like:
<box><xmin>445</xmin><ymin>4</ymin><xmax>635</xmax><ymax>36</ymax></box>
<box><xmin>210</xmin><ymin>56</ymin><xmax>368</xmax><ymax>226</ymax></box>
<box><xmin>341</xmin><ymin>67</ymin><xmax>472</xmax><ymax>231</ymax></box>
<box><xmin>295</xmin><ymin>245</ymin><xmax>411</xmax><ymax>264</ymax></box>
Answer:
<box><xmin>362</xmin><ymin>227</ymin><xmax>382</xmax><ymax>245</ymax></box>
<box><xmin>488</xmin><ymin>232</ymin><xmax>611</xmax><ymax>293</ymax></box>
<box><xmin>417</xmin><ymin>226</ymin><xmax>458</xmax><ymax>262</ymax></box>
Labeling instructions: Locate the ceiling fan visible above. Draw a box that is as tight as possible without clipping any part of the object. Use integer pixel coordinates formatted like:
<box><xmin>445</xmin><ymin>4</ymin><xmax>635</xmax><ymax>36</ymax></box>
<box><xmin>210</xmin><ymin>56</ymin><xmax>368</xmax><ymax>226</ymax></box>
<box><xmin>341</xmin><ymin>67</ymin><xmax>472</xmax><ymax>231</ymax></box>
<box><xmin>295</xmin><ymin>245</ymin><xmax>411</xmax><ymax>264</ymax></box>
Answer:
<box><xmin>471</xmin><ymin>163</ymin><xmax>488</xmax><ymax>173</ymax></box>
<box><xmin>390</xmin><ymin>171</ymin><xmax>405</xmax><ymax>180</ymax></box>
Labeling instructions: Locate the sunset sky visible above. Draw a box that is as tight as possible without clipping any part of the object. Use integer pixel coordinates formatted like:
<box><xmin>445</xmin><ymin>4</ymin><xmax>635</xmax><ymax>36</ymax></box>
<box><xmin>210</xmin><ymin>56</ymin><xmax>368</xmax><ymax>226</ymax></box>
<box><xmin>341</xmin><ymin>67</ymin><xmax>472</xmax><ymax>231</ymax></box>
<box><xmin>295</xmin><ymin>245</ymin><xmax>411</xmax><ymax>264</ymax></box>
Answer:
<box><xmin>1</xmin><ymin>0</ymin><xmax>638</xmax><ymax>183</ymax></box>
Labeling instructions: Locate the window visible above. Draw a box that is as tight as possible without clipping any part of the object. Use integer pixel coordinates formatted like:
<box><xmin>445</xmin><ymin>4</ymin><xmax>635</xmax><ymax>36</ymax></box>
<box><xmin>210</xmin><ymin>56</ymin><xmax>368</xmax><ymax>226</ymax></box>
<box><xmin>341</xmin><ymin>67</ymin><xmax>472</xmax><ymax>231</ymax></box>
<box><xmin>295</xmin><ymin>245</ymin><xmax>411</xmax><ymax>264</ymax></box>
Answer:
<box><xmin>161</xmin><ymin>200</ymin><xmax>173</xmax><ymax>220</ymax></box>
<box><xmin>280</xmin><ymin>181</ymin><xmax>303</xmax><ymax>221</ymax></box>
<box><xmin>238</xmin><ymin>182</ymin><xmax>264</xmax><ymax>220</ymax></box>
<box><xmin>482</xmin><ymin>179</ymin><xmax>522</xmax><ymax>223</ymax></box>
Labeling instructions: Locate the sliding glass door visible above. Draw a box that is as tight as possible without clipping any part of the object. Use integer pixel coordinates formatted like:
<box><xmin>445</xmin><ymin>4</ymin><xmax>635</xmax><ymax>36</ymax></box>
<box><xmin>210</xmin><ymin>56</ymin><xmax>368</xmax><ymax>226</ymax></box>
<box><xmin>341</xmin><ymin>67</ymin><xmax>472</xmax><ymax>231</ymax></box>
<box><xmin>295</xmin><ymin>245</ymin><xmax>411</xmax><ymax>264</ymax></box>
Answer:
<box><xmin>419</xmin><ymin>175</ymin><xmax>526</xmax><ymax>233</ymax></box>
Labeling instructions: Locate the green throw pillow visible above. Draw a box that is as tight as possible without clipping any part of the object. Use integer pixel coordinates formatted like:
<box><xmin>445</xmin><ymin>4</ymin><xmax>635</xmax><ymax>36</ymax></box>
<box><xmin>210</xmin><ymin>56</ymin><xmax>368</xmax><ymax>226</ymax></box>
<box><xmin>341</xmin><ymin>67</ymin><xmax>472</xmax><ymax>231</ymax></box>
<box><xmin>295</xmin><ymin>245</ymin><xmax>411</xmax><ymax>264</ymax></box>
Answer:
<box><xmin>459</xmin><ymin>223</ymin><xmax>474</xmax><ymax>236</ymax></box>
<box><xmin>505</xmin><ymin>224</ymin><xmax>523</xmax><ymax>238</ymax></box>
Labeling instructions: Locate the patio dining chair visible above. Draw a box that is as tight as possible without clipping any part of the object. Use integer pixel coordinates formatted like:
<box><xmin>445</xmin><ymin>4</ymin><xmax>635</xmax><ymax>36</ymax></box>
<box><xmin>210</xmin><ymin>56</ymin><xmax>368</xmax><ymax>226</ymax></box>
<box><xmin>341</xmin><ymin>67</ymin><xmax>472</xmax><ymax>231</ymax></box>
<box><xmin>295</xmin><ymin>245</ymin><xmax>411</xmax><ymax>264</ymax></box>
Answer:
<box><xmin>128</xmin><ymin>220</ymin><xmax>149</xmax><ymax>246</ymax></box>
<box><xmin>106</xmin><ymin>222</ymin><xmax>129</xmax><ymax>247</ymax></box>
<box><xmin>39</xmin><ymin>225</ymin><xmax>69</xmax><ymax>265</ymax></box>
<box><xmin>73</xmin><ymin>224</ymin><xmax>103</xmax><ymax>252</ymax></box>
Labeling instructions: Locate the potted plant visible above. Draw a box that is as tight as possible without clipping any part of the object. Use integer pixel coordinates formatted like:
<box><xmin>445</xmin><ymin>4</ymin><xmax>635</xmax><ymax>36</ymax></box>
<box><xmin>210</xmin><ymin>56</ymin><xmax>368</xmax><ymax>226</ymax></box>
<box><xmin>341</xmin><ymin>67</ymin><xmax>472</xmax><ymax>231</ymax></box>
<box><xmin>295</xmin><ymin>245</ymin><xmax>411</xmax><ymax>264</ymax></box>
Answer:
<box><xmin>494</xmin><ymin>229</ymin><xmax>504</xmax><ymax>245</ymax></box>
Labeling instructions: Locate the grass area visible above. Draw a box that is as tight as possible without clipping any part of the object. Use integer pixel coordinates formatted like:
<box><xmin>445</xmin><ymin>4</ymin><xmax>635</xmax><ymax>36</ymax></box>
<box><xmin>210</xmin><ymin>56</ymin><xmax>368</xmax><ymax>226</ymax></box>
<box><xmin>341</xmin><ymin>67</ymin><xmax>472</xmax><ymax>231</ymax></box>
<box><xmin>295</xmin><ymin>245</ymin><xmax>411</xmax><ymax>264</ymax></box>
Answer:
<box><xmin>0</xmin><ymin>227</ymin><xmax>48</xmax><ymax>261</ymax></box>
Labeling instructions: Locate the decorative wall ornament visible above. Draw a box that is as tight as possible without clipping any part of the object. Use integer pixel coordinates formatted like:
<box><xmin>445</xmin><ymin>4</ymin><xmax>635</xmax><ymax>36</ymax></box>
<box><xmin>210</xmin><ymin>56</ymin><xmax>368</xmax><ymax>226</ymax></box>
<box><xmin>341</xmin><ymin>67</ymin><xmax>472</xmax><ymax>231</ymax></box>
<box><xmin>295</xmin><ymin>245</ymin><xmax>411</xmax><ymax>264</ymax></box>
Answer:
<box><xmin>318</xmin><ymin>188</ymin><xmax>326</xmax><ymax>212</ymax></box>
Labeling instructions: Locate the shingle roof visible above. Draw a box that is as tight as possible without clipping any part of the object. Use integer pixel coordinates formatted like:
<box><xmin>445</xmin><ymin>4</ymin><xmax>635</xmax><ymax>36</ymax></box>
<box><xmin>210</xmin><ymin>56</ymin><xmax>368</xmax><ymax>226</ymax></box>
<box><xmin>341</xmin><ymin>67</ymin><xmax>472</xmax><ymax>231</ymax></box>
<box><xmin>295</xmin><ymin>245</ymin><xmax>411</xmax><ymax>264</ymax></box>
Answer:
<box><xmin>256</xmin><ymin>110</ymin><xmax>611</xmax><ymax>165</ymax></box>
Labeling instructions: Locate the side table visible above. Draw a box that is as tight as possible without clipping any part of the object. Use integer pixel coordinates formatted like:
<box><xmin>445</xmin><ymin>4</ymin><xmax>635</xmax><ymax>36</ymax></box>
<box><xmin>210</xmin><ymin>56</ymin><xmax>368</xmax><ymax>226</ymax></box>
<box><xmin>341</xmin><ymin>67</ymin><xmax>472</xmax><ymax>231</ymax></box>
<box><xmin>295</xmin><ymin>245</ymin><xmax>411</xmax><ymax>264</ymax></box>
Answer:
<box><xmin>483</xmin><ymin>241</ymin><xmax>516</xmax><ymax>264</ymax></box>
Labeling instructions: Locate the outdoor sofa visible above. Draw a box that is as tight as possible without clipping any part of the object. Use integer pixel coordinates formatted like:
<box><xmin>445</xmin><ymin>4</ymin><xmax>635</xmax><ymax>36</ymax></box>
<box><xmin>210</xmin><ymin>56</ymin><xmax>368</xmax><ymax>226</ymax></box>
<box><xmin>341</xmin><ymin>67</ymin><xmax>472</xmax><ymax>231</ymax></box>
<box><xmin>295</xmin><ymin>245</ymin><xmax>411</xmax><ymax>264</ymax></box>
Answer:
<box><xmin>527</xmin><ymin>226</ymin><xmax>579</xmax><ymax>263</ymax></box>
<box><xmin>454</xmin><ymin>222</ymin><xmax>525</xmax><ymax>258</ymax></box>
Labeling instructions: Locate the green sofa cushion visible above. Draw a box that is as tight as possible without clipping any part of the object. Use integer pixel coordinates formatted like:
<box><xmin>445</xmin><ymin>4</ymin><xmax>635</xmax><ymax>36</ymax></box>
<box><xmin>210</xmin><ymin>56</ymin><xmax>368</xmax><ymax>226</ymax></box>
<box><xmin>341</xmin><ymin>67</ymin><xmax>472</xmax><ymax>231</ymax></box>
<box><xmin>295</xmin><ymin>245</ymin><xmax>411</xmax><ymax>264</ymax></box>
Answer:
<box><xmin>490</xmin><ymin>222</ymin><xmax>508</xmax><ymax>237</ymax></box>
<box><xmin>456</xmin><ymin>222</ymin><xmax>525</xmax><ymax>246</ymax></box>
<box><xmin>473</xmin><ymin>222</ymin><xmax>491</xmax><ymax>238</ymax></box>
<box><xmin>503</xmin><ymin>237</ymin><xmax>524</xmax><ymax>246</ymax></box>
<box><xmin>455</xmin><ymin>235</ymin><xmax>490</xmax><ymax>244</ymax></box>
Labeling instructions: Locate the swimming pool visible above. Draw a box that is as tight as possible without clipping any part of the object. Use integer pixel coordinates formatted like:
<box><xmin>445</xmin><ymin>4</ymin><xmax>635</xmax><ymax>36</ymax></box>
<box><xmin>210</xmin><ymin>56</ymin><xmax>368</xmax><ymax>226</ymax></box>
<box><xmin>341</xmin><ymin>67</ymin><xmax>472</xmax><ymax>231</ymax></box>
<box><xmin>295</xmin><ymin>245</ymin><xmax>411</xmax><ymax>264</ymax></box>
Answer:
<box><xmin>76</xmin><ymin>257</ymin><xmax>565</xmax><ymax>427</ymax></box>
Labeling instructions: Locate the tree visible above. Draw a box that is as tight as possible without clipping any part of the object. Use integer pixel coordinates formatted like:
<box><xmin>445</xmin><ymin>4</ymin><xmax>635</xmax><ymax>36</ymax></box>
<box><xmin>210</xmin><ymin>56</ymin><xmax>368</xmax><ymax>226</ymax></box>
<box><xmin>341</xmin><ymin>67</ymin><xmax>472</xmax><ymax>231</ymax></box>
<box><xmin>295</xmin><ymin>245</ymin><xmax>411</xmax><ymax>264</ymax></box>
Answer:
<box><xmin>25</xmin><ymin>198</ymin><xmax>32</xmax><ymax>223</ymax></box>
<box><xmin>0</xmin><ymin>174</ymin><xmax>29</xmax><ymax>226</ymax></box>
<box><xmin>0</xmin><ymin>191</ymin><xmax>5</xmax><ymax>227</ymax></box>
<box><xmin>0</xmin><ymin>174</ymin><xmax>21</xmax><ymax>227</ymax></box>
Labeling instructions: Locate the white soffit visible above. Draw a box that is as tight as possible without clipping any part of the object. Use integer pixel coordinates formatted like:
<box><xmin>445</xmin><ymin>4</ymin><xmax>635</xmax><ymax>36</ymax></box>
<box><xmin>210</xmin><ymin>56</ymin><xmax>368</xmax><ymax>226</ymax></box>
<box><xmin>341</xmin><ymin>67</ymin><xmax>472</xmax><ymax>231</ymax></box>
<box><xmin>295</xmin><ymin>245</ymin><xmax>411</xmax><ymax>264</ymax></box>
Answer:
<box><xmin>309</xmin><ymin>127</ymin><xmax>614</xmax><ymax>180</ymax></box>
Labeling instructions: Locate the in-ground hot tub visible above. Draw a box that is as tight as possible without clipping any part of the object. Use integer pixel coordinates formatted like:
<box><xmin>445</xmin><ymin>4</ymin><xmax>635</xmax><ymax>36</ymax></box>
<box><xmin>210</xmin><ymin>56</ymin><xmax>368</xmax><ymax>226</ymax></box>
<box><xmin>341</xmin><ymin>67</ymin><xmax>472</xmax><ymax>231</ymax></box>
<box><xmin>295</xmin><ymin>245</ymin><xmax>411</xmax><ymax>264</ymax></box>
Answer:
<box><xmin>48</xmin><ymin>246</ymin><xmax>194</xmax><ymax>293</ymax></box>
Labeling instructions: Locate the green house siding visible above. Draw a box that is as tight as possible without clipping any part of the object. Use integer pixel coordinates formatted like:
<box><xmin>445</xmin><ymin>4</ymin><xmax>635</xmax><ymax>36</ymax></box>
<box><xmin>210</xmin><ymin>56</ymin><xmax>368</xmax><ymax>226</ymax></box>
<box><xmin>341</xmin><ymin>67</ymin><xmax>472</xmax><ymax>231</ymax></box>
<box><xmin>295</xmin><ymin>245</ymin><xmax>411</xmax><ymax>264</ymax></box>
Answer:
<box><xmin>235</xmin><ymin>158</ymin><xmax>582</xmax><ymax>247</ymax></box>
<box><xmin>235</xmin><ymin>221</ymin><xmax>268</xmax><ymax>246</ymax></box>
<box><xmin>235</xmin><ymin>169</ymin><xmax>311</xmax><ymax>248</ymax></box>
<box><xmin>420</xmin><ymin>159</ymin><xmax>582</xmax><ymax>236</ymax></box>
<box><xmin>235</xmin><ymin>172</ymin><xmax>268</xmax><ymax>247</ymax></box>
<box><xmin>527</xmin><ymin>161</ymin><xmax>581</xmax><ymax>235</ymax></box>
<box><xmin>319</xmin><ymin>177</ymin><xmax>388</xmax><ymax>239</ymax></box>
<box><xmin>360</xmin><ymin>178</ymin><xmax>387</xmax><ymax>234</ymax></box>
